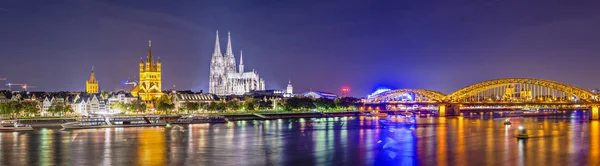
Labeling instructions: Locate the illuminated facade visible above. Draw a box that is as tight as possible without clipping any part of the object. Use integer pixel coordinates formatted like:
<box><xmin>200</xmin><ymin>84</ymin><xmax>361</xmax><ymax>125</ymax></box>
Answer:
<box><xmin>284</xmin><ymin>79</ymin><xmax>294</xmax><ymax>98</ymax></box>
<box><xmin>209</xmin><ymin>31</ymin><xmax>265</xmax><ymax>95</ymax></box>
<box><xmin>85</xmin><ymin>67</ymin><xmax>99</xmax><ymax>94</ymax></box>
<box><xmin>131</xmin><ymin>40</ymin><xmax>163</xmax><ymax>101</ymax></box>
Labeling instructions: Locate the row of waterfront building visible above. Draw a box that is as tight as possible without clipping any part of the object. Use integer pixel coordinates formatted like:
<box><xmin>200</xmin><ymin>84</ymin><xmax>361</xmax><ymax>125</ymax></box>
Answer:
<box><xmin>0</xmin><ymin>88</ymin><xmax>339</xmax><ymax>115</ymax></box>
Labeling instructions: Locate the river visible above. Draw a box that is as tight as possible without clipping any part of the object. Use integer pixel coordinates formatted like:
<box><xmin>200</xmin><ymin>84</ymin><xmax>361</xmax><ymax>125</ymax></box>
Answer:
<box><xmin>0</xmin><ymin>112</ymin><xmax>598</xmax><ymax>166</ymax></box>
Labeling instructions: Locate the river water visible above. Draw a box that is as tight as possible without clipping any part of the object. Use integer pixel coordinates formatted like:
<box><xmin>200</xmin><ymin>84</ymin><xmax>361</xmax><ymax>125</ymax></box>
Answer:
<box><xmin>1</xmin><ymin>112</ymin><xmax>599</xmax><ymax>166</ymax></box>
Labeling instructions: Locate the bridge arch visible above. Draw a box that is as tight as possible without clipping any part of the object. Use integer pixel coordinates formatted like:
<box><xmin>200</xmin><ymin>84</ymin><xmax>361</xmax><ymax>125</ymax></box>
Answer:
<box><xmin>444</xmin><ymin>78</ymin><xmax>598</xmax><ymax>102</ymax></box>
<box><xmin>368</xmin><ymin>89</ymin><xmax>446</xmax><ymax>103</ymax></box>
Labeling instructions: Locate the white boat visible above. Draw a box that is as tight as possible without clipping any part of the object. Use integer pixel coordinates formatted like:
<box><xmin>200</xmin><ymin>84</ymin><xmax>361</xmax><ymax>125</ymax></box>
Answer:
<box><xmin>61</xmin><ymin>116</ymin><xmax>166</xmax><ymax>129</ymax></box>
<box><xmin>0</xmin><ymin>120</ymin><xmax>33</xmax><ymax>131</ymax></box>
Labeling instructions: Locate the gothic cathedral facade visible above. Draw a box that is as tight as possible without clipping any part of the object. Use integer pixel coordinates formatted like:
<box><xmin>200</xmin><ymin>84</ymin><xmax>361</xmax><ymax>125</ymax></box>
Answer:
<box><xmin>209</xmin><ymin>31</ymin><xmax>265</xmax><ymax>95</ymax></box>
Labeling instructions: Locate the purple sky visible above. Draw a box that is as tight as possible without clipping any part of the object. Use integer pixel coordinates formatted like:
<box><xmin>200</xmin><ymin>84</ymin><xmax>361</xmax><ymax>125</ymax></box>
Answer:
<box><xmin>1</xmin><ymin>0</ymin><xmax>600</xmax><ymax>97</ymax></box>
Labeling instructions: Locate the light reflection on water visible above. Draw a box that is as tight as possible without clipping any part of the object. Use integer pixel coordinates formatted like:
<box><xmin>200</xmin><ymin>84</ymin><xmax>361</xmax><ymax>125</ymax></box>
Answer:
<box><xmin>0</xmin><ymin>113</ymin><xmax>599</xmax><ymax>165</ymax></box>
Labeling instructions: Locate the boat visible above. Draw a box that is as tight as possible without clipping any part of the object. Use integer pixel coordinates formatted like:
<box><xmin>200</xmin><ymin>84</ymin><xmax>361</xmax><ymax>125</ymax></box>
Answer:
<box><xmin>503</xmin><ymin>118</ymin><xmax>512</xmax><ymax>125</ymax></box>
<box><xmin>377</xmin><ymin>113</ymin><xmax>389</xmax><ymax>118</ymax></box>
<box><xmin>0</xmin><ymin>120</ymin><xmax>33</xmax><ymax>131</ymax></box>
<box><xmin>361</xmin><ymin>111</ymin><xmax>388</xmax><ymax>118</ymax></box>
<box><xmin>172</xmin><ymin>115</ymin><xmax>228</xmax><ymax>124</ymax></box>
<box><xmin>61</xmin><ymin>116</ymin><xmax>166</xmax><ymax>129</ymax></box>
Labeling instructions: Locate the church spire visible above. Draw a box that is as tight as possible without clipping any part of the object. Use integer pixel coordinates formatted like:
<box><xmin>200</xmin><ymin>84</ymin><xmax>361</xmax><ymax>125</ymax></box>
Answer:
<box><xmin>226</xmin><ymin>31</ymin><xmax>234</xmax><ymax>56</ymax></box>
<box><xmin>147</xmin><ymin>40</ymin><xmax>154</xmax><ymax>69</ymax></box>
<box><xmin>89</xmin><ymin>66</ymin><xmax>96</xmax><ymax>81</ymax></box>
<box><xmin>239</xmin><ymin>50</ymin><xmax>244</xmax><ymax>72</ymax></box>
<box><xmin>213</xmin><ymin>31</ymin><xmax>222</xmax><ymax>57</ymax></box>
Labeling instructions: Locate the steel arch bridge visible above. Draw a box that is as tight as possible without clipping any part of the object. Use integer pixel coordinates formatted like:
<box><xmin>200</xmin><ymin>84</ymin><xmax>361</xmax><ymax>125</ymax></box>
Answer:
<box><xmin>364</xmin><ymin>78</ymin><xmax>600</xmax><ymax>116</ymax></box>
<box><xmin>367</xmin><ymin>89</ymin><xmax>446</xmax><ymax>103</ymax></box>
<box><xmin>444</xmin><ymin>78</ymin><xmax>598</xmax><ymax>103</ymax></box>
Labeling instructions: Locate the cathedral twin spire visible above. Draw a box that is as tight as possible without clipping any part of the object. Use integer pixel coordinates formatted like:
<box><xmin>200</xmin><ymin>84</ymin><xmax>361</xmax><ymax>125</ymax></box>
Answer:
<box><xmin>212</xmin><ymin>31</ymin><xmax>244</xmax><ymax>73</ymax></box>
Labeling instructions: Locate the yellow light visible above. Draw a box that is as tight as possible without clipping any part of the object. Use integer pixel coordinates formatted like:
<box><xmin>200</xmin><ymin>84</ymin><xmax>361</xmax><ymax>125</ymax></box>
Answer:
<box><xmin>439</xmin><ymin>105</ymin><xmax>446</xmax><ymax>117</ymax></box>
<box><xmin>592</xmin><ymin>106</ymin><xmax>599</xmax><ymax>120</ymax></box>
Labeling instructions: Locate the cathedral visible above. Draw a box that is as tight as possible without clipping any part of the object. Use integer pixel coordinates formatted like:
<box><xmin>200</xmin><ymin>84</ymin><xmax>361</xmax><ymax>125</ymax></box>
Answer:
<box><xmin>131</xmin><ymin>40</ymin><xmax>163</xmax><ymax>101</ymax></box>
<box><xmin>209</xmin><ymin>31</ymin><xmax>265</xmax><ymax>95</ymax></box>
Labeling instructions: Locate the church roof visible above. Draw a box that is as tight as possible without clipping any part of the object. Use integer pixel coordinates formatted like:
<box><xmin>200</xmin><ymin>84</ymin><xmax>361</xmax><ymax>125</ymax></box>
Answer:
<box><xmin>88</xmin><ymin>66</ymin><xmax>97</xmax><ymax>82</ymax></box>
<box><xmin>173</xmin><ymin>93</ymin><xmax>216</xmax><ymax>101</ymax></box>
<box><xmin>302</xmin><ymin>90</ymin><xmax>337</xmax><ymax>99</ymax></box>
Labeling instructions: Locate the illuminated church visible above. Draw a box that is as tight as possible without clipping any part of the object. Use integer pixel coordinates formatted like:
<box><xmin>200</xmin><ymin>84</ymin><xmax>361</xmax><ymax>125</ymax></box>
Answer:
<box><xmin>131</xmin><ymin>40</ymin><xmax>163</xmax><ymax>101</ymax></box>
<box><xmin>85</xmin><ymin>66</ymin><xmax>99</xmax><ymax>94</ymax></box>
<box><xmin>209</xmin><ymin>31</ymin><xmax>265</xmax><ymax>95</ymax></box>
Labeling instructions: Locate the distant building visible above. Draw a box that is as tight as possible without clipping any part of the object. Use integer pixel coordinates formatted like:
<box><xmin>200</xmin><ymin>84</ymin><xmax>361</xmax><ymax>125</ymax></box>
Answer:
<box><xmin>131</xmin><ymin>40</ymin><xmax>163</xmax><ymax>102</ymax></box>
<box><xmin>245</xmin><ymin>90</ymin><xmax>284</xmax><ymax>98</ymax></box>
<box><xmin>302</xmin><ymin>90</ymin><xmax>337</xmax><ymax>100</ymax></box>
<box><xmin>209</xmin><ymin>31</ymin><xmax>266</xmax><ymax>95</ymax></box>
<box><xmin>284</xmin><ymin>79</ymin><xmax>294</xmax><ymax>98</ymax></box>
<box><xmin>86</xmin><ymin>66</ymin><xmax>99</xmax><ymax>94</ymax></box>
<box><xmin>171</xmin><ymin>92</ymin><xmax>217</xmax><ymax>112</ymax></box>
<box><xmin>0</xmin><ymin>94</ymin><xmax>8</xmax><ymax>103</ymax></box>
<box><xmin>42</xmin><ymin>97</ymin><xmax>65</xmax><ymax>115</ymax></box>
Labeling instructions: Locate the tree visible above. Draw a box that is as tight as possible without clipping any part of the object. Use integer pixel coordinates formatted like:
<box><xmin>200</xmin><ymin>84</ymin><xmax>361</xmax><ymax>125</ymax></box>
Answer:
<box><xmin>20</xmin><ymin>101</ymin><xmax>40</xmax><ymax>116</ymax></box>
<box><xmin>284</xmin><ymin>97</ymin><xmax>315</xmax><ymax>111</ymax></box>
<box><xmin>258</xmin><ymin>100</ymin><xmax>273</xmax><ymax>110</ymax></box>
<box><xmin>129</xmin><ymin>100</ymin><xmax>147</xmax><ymax>114</ymax></box>
<box><xmin>155</xmin><ymin>95</ymin><xmax>174</xmax><ymax>114</ymax></box>
<box><xmin>47</xmin><ymin>101</ymin><xmax>71</xmax><ymax>116</ymax></box>
<box><xmin>182</xmin><ymin>102</ymin><xmax>200</xmax><ymax>114</ymax></box>
<box><xmin>208</xmin><ymin>102</ymin><xmax>227</xmax><ymax>111</ymax></box>
<box><xmin>243</xmin><ymin>97</ymin><xmax>257</xmax><ymax>111</ymax></box>
<box><xmin>225</xmin><ymin>99</ymin><xmax>241</xmax><ymax>111</ymax></box>
<box><xmin>198</xmin><ymin>102</ymin><xmax>208</xmax><ymax>111</ymax></box>
<box><xmin>335</xmin><ymin>97</ymin><xmax>361</xmax><ymax>110</ymax></box>
<box><xmin>314</xmin><ymin>98</ymin><xmax>335</xmax><ymax>110</ymax></box>
<box><xmin>0</xmin><ymin>101</ymin><xmax>20</xmax><ymax>116</ymax></box>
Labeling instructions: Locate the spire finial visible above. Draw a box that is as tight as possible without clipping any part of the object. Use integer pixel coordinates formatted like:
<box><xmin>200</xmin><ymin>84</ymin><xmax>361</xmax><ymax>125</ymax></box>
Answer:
<box><xmin>226</xmin><ymin>31</ymin><xmax>233</xmax><ymax>56</ymax></box>
<box><xmin>213</xmin><ymin>30</ymin><xmax>222</xmax><ymax>56</ymax></box>
<box><xmin>92</xmin><ymin>65</ymin><xmax>94</xmax><ymax>72</ymax></box>
<box><xmin>147</xmin><ymin>40</ymin><xmax>154</xmax><ymax>69</ymax></box>
<box><xmin>240</xmin><ymin>50</ymin><xmax>243</xmax><ymax>64</ymax></box>
<box><xmin>238</xmin><ymin>50</ymin><xmax>244</xmax><ymax>73</ymax></box>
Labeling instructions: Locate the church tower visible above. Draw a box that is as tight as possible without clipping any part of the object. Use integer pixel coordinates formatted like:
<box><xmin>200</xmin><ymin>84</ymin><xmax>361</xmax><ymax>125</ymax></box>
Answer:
<box><xmin>224</xmin><ymin>31</ymin><xmax>237</xmax><ymax>73</ymax></box>
<box><xmin>86</xmin><ymin>66</ymin><xmax>99</xmax><ymax>94</ymax></box>
<box><xmin>286</xmin><ymin>79</ymin><xmax>293</xmax><ymax>94</ymax></box>
<box><xmin>131</xmin><ymin>40</ymin><xmax>163</xmax><ymax>102</ymax></box>
<box><xmin>209</xmin><ymin>31</ymin><xmax>225</xmax><ymax>95</ymax></box>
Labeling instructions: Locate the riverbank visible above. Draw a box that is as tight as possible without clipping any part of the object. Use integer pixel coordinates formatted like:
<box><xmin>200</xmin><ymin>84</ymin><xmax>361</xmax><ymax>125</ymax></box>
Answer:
<box><xmin>11</xmin><ymin>111</ymin><xmax>361</xmax><ymax>127</ymax></box>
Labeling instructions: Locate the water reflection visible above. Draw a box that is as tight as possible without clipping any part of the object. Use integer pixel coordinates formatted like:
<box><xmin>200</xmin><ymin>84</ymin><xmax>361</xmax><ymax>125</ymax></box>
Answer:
<box><xmin>0</xmin><ymin>114</ymin><xmax>599</xmax><ymax>165</ymax></box>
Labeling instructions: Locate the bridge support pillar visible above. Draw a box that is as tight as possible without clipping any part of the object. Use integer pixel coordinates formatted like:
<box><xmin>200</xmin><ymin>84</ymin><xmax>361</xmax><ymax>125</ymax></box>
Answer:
<box><xmin>438</xmin><ymin>104</ymin><xmax>460</xmax><ymax>117</ymax></box>
<box><xmin>590</xmin><ymin>106</ymin><xmax>599</xmax><ymax>120</ymax></box>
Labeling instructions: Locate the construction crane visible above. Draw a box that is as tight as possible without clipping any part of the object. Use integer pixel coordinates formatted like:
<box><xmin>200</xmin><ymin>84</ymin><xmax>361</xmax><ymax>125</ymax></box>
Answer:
<box><xmin>22</xmin><ymin>84</ymin><xmax>36</xmax><ymax>91</ymax></box>
<box><xmin>6</xmin><ymin>83</ymin><xmax>23</xmax><ymax>91</ymax></box>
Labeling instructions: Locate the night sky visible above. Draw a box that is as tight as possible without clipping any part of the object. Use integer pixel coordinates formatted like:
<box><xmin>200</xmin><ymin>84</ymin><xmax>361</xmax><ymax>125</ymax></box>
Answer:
<box><xmin>1</xmin><ymin>0</ymin><xmax>600</xmax><ymax>97</ymax></box>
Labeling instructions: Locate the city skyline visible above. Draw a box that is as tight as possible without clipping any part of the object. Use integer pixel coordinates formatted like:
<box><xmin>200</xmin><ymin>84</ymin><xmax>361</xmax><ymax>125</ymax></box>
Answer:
<box><xmin>1</xmin><ymin>1</ymin><xmax>600</xmax><ymax>96</ymax></box>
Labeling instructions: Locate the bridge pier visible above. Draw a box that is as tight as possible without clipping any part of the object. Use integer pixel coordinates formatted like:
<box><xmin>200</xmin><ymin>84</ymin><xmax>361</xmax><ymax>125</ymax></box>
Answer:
<box><xmin>590</xmin><ymin>106</ymin><xmax>599</xmax><ymax>120</ymax></box>
<box><xmin>438</xmin><ymin>104</ymin><xmax>460</xmax><ymax>117</ymax></box>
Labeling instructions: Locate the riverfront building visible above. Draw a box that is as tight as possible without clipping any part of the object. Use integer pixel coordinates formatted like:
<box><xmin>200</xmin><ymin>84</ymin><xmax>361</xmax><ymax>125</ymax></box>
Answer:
<box><xmin>85</xmin><ymin>67</ymin><xmax>99</xmax><ymax>94</ymax></box>
<box><xmin>131</xmin><ymin>40</ymin><xmax>164</xmax><ymax>102</ymax></box>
